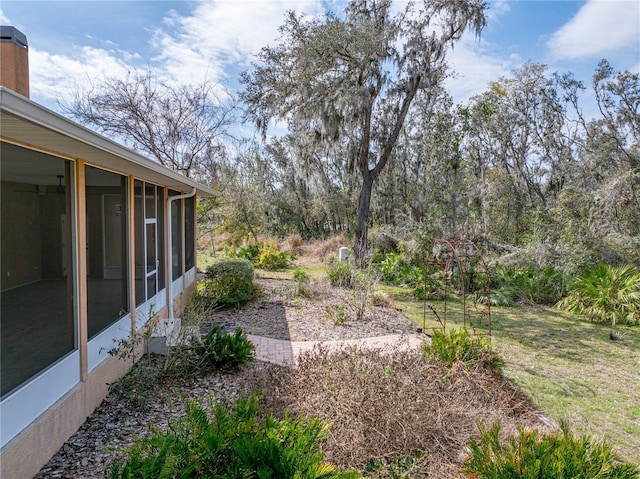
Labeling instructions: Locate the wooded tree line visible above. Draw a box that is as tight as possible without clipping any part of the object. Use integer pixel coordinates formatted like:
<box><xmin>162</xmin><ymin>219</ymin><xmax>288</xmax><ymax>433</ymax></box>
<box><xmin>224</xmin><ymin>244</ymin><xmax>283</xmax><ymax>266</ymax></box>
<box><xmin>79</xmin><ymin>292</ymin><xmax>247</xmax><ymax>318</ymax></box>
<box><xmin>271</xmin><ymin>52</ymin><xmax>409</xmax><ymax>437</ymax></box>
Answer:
<box><xmin>225</xmin><ymin>58</ymin><xmax>640</xmax><ymax>272</ymax></box>
<box><xmin>66</xmin><ymin>0</ymin><xmax>639</xmax><ymax>272</ymax></box>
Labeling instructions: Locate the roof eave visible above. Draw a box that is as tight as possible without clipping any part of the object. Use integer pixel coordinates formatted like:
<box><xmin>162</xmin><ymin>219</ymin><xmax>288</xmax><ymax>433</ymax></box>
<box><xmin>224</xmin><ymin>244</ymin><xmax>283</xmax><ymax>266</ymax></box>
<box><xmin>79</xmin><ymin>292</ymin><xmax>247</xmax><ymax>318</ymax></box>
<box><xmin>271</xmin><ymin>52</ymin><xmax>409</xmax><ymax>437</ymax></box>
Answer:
<box><xmin>0</xmin><ymin>87</ymin><xmax>219</xmax><ymax>197</ymax></box>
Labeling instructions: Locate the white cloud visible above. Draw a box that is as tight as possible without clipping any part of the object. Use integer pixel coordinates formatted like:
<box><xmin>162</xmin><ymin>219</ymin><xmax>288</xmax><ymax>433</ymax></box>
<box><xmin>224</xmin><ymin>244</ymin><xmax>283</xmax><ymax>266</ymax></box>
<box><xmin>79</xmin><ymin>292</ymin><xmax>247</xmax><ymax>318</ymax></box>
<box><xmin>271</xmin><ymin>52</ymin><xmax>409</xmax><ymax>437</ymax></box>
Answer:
<box><xmin>150</xmin><ymin>0</ymin><xmax>325</xmax><ymax>86</ymax></box>
<box><xmin>24</xmin><ymin>0</ymin><xmax>326</xmax><ymax>108</ymax></box>
<box><xmin>0</xmin><ymin>9</ymin><xmax>11</xmax><ymax>24</ymax></box>
<box><xmin>547</xmin><ymin>0</ymin><xmax>640</xmax><ymax>61</ymax></box>
<box><xmin>30</xmin><ymin>46</ymin><xmax>132</xmax><ymax>107</ymax></box>
<box><xmin>446</xmin><ymin>33</ymin><xmax>519</xmax><ymax>104</ymax></box>
<box><xmin>486</xmin><ymin>0</ymin><xmax>511</xmax><ymax>22</ymax></box>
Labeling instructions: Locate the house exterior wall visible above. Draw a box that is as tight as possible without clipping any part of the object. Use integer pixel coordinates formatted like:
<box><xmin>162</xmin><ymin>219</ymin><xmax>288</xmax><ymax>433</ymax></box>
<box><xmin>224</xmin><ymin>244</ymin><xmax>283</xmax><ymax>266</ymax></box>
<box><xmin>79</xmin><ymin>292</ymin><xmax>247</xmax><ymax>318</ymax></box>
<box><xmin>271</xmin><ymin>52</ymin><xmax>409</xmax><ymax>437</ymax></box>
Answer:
<box><xmin>0</xmin><ymin>343</ymin><xmax>137</xmax><ymax>478</ymax></box>
<box><xmin>0</xmin><ymin>143</ymin><xmax>205</xmax><ymax>478</ymax></box>
<box><xmin>0</xmin><ymin>86</ymin><xmax>215</xmax><ymax>478</ymax></box>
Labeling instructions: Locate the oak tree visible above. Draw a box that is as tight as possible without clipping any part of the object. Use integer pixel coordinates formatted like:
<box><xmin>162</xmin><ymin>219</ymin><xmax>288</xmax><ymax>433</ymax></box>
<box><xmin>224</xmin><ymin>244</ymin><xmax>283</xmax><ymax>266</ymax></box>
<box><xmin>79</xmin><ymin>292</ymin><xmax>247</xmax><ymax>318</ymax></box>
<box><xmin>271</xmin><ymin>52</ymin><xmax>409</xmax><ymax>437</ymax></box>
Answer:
<box><xmin>241</xmin><ymin>0</ymin><xmax>486</xmax><ymax>260</ymax></box>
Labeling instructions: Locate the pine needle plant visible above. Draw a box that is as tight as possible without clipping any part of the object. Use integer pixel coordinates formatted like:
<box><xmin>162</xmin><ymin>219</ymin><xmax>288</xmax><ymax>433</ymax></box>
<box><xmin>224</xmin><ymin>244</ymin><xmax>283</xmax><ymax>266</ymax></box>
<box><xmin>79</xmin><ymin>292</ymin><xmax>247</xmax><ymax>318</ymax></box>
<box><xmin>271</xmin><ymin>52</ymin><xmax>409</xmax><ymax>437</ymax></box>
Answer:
<box><xmin>461</xmin><ymin>421</ymin><xmax>640</xmax><ymax>479</ymax></box>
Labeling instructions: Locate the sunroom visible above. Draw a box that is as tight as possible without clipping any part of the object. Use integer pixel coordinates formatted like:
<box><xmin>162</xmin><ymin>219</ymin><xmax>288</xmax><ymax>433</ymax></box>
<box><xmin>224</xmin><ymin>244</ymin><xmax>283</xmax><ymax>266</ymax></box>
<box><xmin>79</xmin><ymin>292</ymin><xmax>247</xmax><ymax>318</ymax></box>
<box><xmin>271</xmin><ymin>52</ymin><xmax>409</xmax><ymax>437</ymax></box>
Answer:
<box><xmin>0</xmin><ymin>86</ymin><xmax>216</xmax><ymax>478</ymax></box>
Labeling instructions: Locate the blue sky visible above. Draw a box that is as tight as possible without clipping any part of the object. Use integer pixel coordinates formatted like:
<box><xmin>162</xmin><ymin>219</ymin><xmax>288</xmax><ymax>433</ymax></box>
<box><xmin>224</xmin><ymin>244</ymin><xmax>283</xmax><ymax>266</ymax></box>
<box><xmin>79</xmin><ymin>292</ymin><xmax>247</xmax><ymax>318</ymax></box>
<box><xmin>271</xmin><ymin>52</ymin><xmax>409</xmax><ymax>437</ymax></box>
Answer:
<box><xmin>1</xmin><ymin>0</ymin><xmax>639</xmax><ymax>119</ymax></box>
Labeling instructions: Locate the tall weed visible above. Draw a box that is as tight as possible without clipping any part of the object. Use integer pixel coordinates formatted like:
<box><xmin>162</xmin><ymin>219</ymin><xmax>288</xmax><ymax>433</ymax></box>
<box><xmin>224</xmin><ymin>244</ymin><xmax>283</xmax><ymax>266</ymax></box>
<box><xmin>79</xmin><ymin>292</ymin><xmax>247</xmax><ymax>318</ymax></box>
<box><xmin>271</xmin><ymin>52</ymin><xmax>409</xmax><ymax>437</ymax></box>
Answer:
<box><xmin>327</xmin><ymin>261</ymin><xmax>355</xmax><ymax>288</ymax></box>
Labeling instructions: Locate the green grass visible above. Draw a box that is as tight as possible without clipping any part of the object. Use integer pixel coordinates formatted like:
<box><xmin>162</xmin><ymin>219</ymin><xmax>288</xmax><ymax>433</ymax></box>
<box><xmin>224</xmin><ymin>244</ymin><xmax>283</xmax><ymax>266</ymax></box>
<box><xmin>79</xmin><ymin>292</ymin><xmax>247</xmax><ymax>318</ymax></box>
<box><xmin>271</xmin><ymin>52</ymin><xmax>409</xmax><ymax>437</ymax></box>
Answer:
<box><xmin>384</xmin><ymin>285</ymin><xmax>640</xmax><ymax>464</ymax></box>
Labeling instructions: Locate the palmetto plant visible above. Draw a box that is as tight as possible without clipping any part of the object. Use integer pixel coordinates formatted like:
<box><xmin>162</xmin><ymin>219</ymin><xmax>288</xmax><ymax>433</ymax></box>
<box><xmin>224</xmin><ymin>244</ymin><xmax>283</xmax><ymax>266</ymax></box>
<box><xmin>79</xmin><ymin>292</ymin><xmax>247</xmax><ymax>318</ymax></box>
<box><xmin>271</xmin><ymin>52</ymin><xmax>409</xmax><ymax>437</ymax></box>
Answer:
<box><xmin>557</xmin><ymin>264</ymin><xmax>640</xmax><ymax>328</ymax></box>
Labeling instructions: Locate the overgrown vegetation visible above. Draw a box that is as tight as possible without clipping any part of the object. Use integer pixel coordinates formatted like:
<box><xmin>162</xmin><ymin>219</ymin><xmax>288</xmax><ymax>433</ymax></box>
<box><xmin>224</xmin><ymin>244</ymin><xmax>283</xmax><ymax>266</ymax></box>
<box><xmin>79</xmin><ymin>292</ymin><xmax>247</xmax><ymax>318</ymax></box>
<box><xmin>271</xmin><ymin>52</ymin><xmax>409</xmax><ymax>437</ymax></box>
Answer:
<box><xmin>293</xmin><ymin>267</ymin><xmax>310</xmax><ymax>296</ymax></box>
<box><xmin>490</xmin><ymin>265</ymin><xmax>567</xmax><ymax>306</ymax></box>
<box><xmin>391</xmin><ymin>286</ymin><xmax>640</xmax><ymax>463</ymax></box>
<box><xmin>326</xmin><ymin>260</ymin><xmax>355</xmax><ymax>288</ymax></box>
<box><xmin>108</xmin><ymin>394</ymin><xmax>358</xmax><ymax>479</ymax></box>
<box><xmin>231</xmin><ymin>241</ymin><xmax>294</xmax><ymax>270</ymax></box>
<box><xmin>462</xmin><ymin>422</ymin><xmax>639</xmax><ymax>479</ymax></box>
<box><xmin>254</xmin><ymin>344</ymin><xmax>543</xmax><ymax>477</ymax></box>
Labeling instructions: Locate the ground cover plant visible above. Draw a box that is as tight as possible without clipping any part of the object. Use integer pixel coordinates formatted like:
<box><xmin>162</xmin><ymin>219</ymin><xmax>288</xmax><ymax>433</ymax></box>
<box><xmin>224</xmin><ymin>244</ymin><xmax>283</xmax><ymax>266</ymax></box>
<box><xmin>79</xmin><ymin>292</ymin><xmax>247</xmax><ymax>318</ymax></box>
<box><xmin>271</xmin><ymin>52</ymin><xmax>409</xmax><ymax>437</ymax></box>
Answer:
<box><xmin>388</xmin><ymin>287</ymin><xmax>640</xmax><ymax>463</ymax></box>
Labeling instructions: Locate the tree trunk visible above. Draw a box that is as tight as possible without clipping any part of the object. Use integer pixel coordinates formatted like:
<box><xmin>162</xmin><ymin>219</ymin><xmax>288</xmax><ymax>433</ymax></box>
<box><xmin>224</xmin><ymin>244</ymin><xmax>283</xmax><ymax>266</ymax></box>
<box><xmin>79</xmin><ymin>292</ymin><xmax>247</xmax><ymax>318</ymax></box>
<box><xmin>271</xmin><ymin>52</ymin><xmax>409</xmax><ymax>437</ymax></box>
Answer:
<box><xmin>354</xmin><ymin>172</ymin><xmax>374</xmax><ymax>263</ymax></box>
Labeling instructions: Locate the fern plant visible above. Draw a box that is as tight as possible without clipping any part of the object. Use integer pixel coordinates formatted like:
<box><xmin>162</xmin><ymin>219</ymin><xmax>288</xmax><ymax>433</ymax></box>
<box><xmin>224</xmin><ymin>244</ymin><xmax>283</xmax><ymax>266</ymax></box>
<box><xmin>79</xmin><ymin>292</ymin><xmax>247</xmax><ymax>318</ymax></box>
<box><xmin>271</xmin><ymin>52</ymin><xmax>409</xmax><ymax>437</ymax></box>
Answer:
<box><xmin>189</xmin><ymin>325</ymin><xmax>255</xmax><ymax>372</ymax></box>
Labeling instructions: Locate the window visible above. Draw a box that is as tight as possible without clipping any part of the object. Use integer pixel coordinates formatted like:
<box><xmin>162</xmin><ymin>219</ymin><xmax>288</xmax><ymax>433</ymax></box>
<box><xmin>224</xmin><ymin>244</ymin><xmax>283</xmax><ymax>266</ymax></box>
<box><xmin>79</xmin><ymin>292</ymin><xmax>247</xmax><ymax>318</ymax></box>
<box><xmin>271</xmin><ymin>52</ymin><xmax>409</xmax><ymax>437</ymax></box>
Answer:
<box><xmin>135</xmin><ymin>181</ymin><xmax>165</xmax><ymax>306</ymax></box>
<box><xmin>169</xmin><ymin>191</ymin><xmax>183</xmax><ymax>281</ymax></box>
<box><xmin>157</xmin><ymin>188</ymin><xmax>165</xmax><ymax>291</ymax></box>
<box><xmin>1</xmin><ymin>144</ymin><xmax>76</xmax><ymax>397</ymax></box>
<box><xmin>85</xmin><ymin>166</ymin><xmax>129</xmax><ymax>338</ymax></box>
<box><xmin>185</xmin><ymin>196</ymin><xmax>195</xmax><ymax>272</ymax></box>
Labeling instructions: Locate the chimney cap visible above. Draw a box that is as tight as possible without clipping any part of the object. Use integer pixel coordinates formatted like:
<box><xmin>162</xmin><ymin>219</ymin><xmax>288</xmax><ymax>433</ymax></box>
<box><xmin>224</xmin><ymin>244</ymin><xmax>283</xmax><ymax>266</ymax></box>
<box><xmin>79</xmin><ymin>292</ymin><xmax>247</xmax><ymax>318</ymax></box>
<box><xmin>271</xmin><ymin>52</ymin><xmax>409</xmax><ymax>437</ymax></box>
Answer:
<box><xmin>0</xmin><ymin>26</ymin><xmax>28</xmax><ymax>49</ymax></box>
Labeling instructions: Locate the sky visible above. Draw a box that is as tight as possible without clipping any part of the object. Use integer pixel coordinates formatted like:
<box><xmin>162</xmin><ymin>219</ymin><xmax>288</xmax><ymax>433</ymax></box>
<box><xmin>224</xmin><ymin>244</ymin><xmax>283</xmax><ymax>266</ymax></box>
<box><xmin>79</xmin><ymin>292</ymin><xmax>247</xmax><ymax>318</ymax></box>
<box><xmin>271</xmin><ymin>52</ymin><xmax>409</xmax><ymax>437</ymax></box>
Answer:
<box><xmin>1</xmin><ymin>0</ymin><xmax>639</xmax><ymax>121</ymax></box>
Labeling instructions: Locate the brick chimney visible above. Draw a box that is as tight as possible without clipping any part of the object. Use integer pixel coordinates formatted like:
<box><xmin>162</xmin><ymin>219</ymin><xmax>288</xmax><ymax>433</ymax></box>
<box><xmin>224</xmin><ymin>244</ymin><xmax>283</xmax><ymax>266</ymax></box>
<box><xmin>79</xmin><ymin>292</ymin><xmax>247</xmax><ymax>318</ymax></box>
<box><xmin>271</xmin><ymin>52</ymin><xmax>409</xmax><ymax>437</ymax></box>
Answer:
<box><xmin>1</xmin><ymin>26</ymin><xmax>29</xmax><ymax>98</ymax></box>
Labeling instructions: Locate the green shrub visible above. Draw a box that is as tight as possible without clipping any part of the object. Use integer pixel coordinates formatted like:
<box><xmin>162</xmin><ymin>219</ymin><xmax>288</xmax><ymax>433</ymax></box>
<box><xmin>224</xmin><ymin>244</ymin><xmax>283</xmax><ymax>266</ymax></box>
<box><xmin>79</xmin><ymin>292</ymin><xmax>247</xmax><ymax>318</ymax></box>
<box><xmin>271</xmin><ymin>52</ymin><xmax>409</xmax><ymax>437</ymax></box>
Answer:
<box><xmin>374</xmin><ymin>252</ymin><xmax>424</xmax><ymax>287</ymax></box>
<box><xmin>425</xmin><ymin>327</ymin><xmax>503</xmax><ymax>375</ymax></box>
<box><xmin>255</xmin><ymin>244</ymin><xmax>292</xmax><ymax>270</ymax></box>
<box><xmin>202</xmin><ymin>258</ymin><xmax>256</xmax><ymax>307</ymax></box>
<box><xmin>192</xmin><ymin>325</ymin><xmax>255</xmax><ymax>371</ymax></box>
<box><xmin>557</xmin><ymin>264</ymin><xmax>640</xmax><ymax>327</ymax></box>
<box><xmin>233</xmin><ymin>243</ymin><xmax>262</xmax><ymax>262</ymax></box>
<box><xmin>231</xmin><ymin>242</ymin><xmax>293</xmax><ymax>270</ymax></box>
<box><xmin>327</xmin><ymin>261</ymin><xmax>354</xmax><ymax>288</ymax></box>
<box><xmin>462</xmin><ymin>421</ymin><xmax>639</xmax><ymax>479</ymax></box>
<box><xmin>108</xmin><ymin>394</ymin><xmax>358</xmax><ymax>479</ymax></box>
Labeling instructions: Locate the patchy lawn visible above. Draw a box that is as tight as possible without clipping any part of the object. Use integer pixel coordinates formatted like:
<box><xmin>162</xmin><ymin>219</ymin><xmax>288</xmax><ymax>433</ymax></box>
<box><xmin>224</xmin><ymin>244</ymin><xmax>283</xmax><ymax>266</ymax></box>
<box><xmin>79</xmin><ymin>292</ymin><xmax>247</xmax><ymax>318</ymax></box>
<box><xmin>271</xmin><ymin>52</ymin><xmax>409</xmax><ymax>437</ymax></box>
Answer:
<box><xmin>387</xmin><ymin>287</ymin><xmax>640</xmax><ymax>463</ymax></box>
